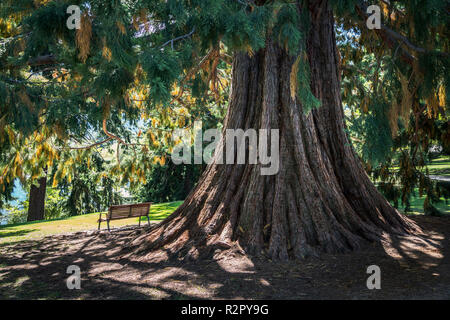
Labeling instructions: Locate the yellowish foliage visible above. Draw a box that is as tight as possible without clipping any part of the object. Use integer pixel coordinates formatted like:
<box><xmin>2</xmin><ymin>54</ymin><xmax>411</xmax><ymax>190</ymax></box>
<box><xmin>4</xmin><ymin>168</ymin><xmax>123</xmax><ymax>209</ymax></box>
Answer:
<box><xmin>102</xmin><ymin>38</ymin><xmax>112</xmax><ymax>62</ymax></box>
<box><xmin>33</xmin><ymin>0</ymin><xmax>50</xmax><ymax>7</ymax></box>
<box><xmin>52</xmin><ymin>177</ymin><xmax>58</xmax><ymax>188</ymax></box>
<box><xmin>438</xmin><ymin>85</ymin><xmax>446</xmax><ymax>107</ymax></box>
<box><xmin>399</xmin><ymin>72</ymin><xmax>412</xmax><ymax>125</ymax></box>
<box><xmin>426</xmin><ymin>93</ymin><xmax>440</xmax><ymax>119</ymax></box>
<box><xmin>6</xmin><ymin>126</ymin><xmax>16</xmax><ymax>144</ymax></box>
<box><xmin>361</xmin><ymin>96</ymin><xmax>369</xmax><ymax>113</ymax></box>
<box><xmin>388</xmin><ymin>99</ymin><xmax>399</xmax><ymax>137</ymax></box>
<box><xmin>117</xmin><ymin>21</ymin><xmax>126</xmax><ymax>35</ymax></box>
<box><xmin>381</xmin><ymin>2</ymin><xmax>389</xmax><ymax>18</ymax></box>
<box><xmin>290</xmin><ymin>55</ymin><xmax>300</xmax><ymax>101</ymax></box>
<box><xmin>17</xmin><ymin>91</ymin><xmax>34</xmax><ymax>110</ymax></box>
<box><xmin>132</xmin><ymin>9</ymin><xmax>149</xmax><ymax>32</ymax></box>
<box><xmin>171</xmin><ymin>83</ymin><xmax>181</xmax><ymax>96</ymax></box>
<box><xmin>177</xmin><ymin>117</ymin><xmax>185</xmax><ymax>127</ymax></box>
<box><xmin>14</xmin><ymin>152</ymin><xmax>22</xmax><ymax>166</ymax></box>
<box><xmin>76</xmin><ymin>12</ymin><xmax>92</xmax><ymax>62</ymax></box>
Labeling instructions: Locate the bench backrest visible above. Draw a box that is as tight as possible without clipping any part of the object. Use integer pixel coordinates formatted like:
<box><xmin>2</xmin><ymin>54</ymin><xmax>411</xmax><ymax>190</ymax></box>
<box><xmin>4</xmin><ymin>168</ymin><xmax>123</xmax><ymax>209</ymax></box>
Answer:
<box><xmin>107</xmin><ymin>203</ymin><xmax>152</xmax><ymax>220</ymax></box>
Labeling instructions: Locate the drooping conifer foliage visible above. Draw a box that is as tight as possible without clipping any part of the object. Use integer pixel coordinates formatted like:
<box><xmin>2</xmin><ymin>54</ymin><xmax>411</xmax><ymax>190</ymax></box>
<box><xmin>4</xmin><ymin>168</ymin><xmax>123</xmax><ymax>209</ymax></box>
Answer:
<box><xmin>0</xmin><ymin>0</ymin><xmax>241</xmax><ymax>192</ymax></box>
<box><xmin>336</xmin><ymin>1</ymin><xmax>449</xmax><ymax>214</ymax></box>
<box><xmin>0</xmin><ymin>0</ymin><xmax>448</xmax><ymax>259</ymax></box>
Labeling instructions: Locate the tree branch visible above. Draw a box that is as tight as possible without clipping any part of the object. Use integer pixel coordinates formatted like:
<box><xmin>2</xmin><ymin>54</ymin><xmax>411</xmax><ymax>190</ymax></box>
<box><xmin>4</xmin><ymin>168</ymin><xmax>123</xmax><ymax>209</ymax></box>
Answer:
<box><xmin>355</xmin><ymin>1</ymin><xmax>448</xmax><ymax>65</ymax></box>
<box><xmin>65</xmin><ymin>137</ymin><xmax>113</xmax><ymax>150</ymax></box>
<box><xmin>160</xmin><ymin>27</ymin><xmax>196</xmax><ymax>50</ymax></box>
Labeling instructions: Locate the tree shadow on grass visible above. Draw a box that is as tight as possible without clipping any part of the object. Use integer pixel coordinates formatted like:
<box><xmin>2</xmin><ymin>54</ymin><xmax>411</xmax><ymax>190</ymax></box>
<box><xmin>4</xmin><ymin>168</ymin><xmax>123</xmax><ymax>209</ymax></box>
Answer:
<box><xmin>0</xmin><ymin>229</ymin><xmax>37</xmax><ymax>239</ymax></box>
<box><xmin>0</xmin><ymin>215</ymin><xmax>449</xmax><ymax>300</ymax></box>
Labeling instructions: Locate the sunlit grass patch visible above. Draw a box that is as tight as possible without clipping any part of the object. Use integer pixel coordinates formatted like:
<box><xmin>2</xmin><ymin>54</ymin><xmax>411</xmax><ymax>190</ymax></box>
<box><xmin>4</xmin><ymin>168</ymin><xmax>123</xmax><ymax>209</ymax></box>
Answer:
<box><xmin>390</xmin><ymin>157</ymin><xmax>450</xmax><ymax>176</ymax></box>
<box><xmin>0</xmin><ymin>201</ymin><xmax>182</xmax><ymax>245</ymax></box>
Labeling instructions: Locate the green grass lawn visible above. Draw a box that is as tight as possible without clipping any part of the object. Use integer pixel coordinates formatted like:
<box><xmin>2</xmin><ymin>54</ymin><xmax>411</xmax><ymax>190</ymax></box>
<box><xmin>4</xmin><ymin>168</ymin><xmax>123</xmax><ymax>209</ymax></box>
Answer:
<box><xmin>1</xmin><ymin>177</ymin><xmax>449</xmax><ymax>247</ymax></box>
<box><xmin>0</xmin><ymin>201</ymin><xmax>182</xmax><ymax>245</ymax></box>
<box><xmin>386</xmin><ymin>156</ymin><xmax>449</xmax><ymax>215</ymax></box>
<box><xmin>390</xmin><ymin>156</ymin><xmax>450</xmax><ymax>176</ymax></box>
<box><xmin>426</xmin><ymin>156</ymin><xmax>450</xmax><ymax>176</ymax></box>
<box><xmin>395</xmin><ymin>191</ymin><xmax>449</xmax><ymax>215</ymax></box>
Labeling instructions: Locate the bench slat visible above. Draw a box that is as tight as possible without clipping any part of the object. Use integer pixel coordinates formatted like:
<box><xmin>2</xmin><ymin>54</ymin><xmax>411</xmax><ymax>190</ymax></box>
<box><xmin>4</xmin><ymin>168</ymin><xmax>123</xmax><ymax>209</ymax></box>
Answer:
<box><xmin>98</xmin><ymin>202</ymin><xmax>153</xmax><ymax>230</ymax></box>
<box><xmin>107</xmin><ymin>203</ymin><xmax>152</xmax><ymax>220</ymax></box>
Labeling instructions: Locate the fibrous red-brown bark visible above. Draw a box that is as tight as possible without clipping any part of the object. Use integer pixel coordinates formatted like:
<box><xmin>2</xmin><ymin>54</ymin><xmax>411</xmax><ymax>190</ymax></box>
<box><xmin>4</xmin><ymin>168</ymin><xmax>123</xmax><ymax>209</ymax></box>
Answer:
<box><xmin>127</xmin><ymin>0</ymin><xmax>420</xmax><ymax>261</ymax></box>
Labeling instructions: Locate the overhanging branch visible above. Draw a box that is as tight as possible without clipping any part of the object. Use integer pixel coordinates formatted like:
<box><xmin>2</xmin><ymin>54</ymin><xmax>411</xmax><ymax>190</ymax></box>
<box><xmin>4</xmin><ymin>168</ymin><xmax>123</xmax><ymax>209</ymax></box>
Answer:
<box><xmin>65</xmin><ymin>137</ymin><xmax>113</xmax><ymax>150</ymax></box>
<box><xmin>160</xmin><ymin>27</ymin><xmax>196</xmax><ymax>50</ymax></box>
<box><xmin>355</xmin><ymin>1</ymin><xmax>448</xmax><ymax>65</ymax></box>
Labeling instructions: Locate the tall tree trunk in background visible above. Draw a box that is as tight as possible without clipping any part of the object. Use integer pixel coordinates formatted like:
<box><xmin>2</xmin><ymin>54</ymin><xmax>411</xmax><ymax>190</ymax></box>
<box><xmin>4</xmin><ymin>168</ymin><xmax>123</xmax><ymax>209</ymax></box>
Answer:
<box><xmin>183</xmin><ymin>166</ymin><xmax>193</xmax><ymax>199</ymax></box>
<box><xmin>27</xmin><ymin>175</ymin><xmax>47</xmax><ymax>222</ymax></box>
<box><xmin>128</xmin><ymin>0</ymin><xmax>419</xmax><ymax>261</ymax></box>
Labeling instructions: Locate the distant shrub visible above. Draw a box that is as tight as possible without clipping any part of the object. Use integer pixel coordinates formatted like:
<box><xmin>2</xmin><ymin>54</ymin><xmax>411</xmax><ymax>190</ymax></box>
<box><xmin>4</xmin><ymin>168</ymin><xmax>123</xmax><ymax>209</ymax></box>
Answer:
<box><xmin>5</xmin><ymin>201</ymin><xmax>28</xmax><ymax>224</ymax></box>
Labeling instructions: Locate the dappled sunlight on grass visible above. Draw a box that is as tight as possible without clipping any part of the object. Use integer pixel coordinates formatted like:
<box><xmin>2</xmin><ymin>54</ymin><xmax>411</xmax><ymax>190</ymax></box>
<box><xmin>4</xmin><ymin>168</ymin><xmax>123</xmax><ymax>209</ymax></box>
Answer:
<box><xmin>0</xmin><ymin>201</ymin><xmax>182</xmax><ymax>245</ymax></box>
<box><xmin>390</xmin><ymin>157</ymin><xmax>450</xmax><ymax>176</ymax></box>
<box><xmin>150</xmin><ymin>201</ymin><xmax>183</xmax><ymax>221</ymax></box>
<box><xmin>396</xmin><ymin>189</ymin><xmax>449</xmax><ymax>215</ymax></box>
<box><xmin>426</xmin><ymin>157</ymin><xmax>450</xmax><ymax>176</ymax></box>
<box><xmin>380</xmin><ymin>157</ymin><xmax>450</xmax><ymax>215</ymax></box>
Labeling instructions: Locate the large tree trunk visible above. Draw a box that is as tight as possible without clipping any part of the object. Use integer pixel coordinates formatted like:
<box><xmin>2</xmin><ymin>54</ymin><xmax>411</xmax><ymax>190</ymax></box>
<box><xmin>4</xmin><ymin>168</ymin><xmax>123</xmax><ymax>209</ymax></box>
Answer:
<box><xmin>128</xmin><ymin>0</ymin><xmax>420</xmax><ymax>261</ymax></box>
<box><xmin>27</xmin><ymin>176</ymin><xmax>47</xmax><ymax>222</ymax></box>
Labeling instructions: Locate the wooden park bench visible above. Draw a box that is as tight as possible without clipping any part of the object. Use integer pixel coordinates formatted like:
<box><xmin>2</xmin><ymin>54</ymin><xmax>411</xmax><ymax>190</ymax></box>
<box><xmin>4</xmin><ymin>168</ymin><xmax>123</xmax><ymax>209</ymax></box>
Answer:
<box><xmin>98</xmin><ymin>202</ymin><xmax>153</xmax><ymax>231</ymax></box>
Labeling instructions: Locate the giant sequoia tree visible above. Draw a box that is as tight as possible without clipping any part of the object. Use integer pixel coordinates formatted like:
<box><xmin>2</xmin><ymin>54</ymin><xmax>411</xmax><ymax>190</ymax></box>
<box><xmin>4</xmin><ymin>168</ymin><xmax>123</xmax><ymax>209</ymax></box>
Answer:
<box><xmin>0</xmin><ymin>0</ymin><xmax>448</xmax><ymax>260</ymax></box>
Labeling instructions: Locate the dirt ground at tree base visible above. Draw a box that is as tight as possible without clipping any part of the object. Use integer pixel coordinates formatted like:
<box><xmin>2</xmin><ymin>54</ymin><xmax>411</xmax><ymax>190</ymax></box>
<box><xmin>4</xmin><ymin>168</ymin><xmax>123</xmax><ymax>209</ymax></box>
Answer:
<box><xmin>0</xmin><ymin>215</ymin><xmax>449</xmax><ymax>300</ymax></box>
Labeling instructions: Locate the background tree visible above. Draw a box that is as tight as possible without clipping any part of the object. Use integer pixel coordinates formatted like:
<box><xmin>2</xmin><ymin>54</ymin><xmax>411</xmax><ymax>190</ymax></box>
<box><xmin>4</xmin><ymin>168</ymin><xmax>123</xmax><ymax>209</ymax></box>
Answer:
<box><xmin>27</xmin><ymin>172</ymin><xmax>47</xmax><ymax>221</ymax></box>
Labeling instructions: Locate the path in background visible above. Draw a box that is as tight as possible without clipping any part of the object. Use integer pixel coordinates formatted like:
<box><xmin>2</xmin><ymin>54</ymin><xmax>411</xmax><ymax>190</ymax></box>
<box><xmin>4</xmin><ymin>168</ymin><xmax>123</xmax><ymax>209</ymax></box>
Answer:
<box><xmin>429</xmin><ymin>175</ymin><xmax>450</xmax><ymax>183</ymax></box>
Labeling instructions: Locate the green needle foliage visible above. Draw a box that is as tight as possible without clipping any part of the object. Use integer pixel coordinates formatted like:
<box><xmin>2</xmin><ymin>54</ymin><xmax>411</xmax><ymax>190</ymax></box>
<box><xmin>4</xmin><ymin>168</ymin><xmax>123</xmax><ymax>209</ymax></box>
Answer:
<box><xmin>0</xmin><ymin>0</ymin><xmax>448</xmax><ymax>215</ymax></box>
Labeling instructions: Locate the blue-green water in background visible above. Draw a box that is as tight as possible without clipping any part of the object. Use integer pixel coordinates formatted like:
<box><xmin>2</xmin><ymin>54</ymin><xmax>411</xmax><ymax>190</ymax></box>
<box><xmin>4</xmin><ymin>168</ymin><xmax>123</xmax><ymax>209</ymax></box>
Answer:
<box><xmin>0</xmin><ymin>180</ymin><xmax>27</xmax><ymax>225</ymax></box>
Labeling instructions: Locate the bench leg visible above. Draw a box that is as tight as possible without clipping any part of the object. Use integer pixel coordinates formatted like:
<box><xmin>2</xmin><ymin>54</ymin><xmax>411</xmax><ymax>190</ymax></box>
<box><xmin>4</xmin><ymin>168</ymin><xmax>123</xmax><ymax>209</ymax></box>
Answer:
<box><xmin>147</xmin><ymin>215</ymin><xmax>150</xmax><ymax>226</ymax></box>
<box><xmin>139</xmin><ymin>216</ymin><xmax>141</xmax><ymax>227</ymax></box>
<box><xmin>98</xmin><ymin>220</ymin><xmax>101</xmax><ymax>230</ymax></box>
<box><xmin>107</xmin><ymin>220</ymin><xmax>110</xmax><ymax>232</ymax></box>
